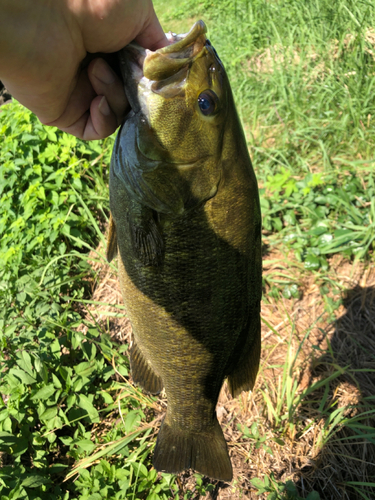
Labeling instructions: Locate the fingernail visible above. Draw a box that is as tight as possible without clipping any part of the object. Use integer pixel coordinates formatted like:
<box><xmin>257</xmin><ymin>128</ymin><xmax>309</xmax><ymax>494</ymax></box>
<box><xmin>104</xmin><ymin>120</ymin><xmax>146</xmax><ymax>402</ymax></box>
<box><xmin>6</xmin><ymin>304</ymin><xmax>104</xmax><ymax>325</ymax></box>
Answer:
<box><xmin>98</xmin><ymin>96</ymin><xmax>111</xmax><ymax>116</ymax></box>
<box><xmin>92</xmin><ymin>59</ymin><xmax>116</xmax><ymax>85</ymax></box>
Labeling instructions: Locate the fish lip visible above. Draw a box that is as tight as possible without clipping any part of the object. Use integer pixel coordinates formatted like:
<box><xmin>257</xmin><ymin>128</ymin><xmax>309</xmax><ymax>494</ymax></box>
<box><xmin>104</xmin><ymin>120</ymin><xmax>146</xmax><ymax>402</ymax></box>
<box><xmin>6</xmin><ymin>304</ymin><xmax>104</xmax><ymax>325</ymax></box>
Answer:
<box><xmin>159</xmin><ymin>21</ymin><xmax>207</xmax><ymax>53</ymax></box>
<box><xmin>153</xmin><ymin>20</ymin><xmax>207</xmax><ymax>55</ymax></box>
<box><xmin>121</xmin><ymin>20</ymin><xmax>208</xmax><ymax>86</ymax></box>
<box><xmin>119</xmin><ymin>20</ymin><xmax>210</xmax><ymax>160</ymax></box>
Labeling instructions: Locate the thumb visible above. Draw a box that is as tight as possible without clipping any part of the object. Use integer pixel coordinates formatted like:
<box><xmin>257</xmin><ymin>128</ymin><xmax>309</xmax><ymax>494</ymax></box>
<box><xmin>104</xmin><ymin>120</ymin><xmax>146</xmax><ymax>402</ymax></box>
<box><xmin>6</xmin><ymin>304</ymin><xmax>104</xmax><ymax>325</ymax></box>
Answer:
<box><xmin>134</xmin><ymin>6</ymin><xmax>168</xmax><ymax>50</ymax></box>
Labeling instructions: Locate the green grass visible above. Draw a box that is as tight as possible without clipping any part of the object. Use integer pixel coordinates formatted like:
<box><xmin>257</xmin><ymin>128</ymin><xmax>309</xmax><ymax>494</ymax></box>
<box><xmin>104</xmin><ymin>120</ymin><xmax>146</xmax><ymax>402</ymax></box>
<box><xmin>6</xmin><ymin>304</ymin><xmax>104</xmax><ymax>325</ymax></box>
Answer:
<box><xmin>156</xmin><ymin>0</ymin><xmax>375</xmax><ymax>173</ymax></box>
<box><xmin>1</xmin><ymin>0</ymin><xmax>375</xmax><ymax>498</ymax></box>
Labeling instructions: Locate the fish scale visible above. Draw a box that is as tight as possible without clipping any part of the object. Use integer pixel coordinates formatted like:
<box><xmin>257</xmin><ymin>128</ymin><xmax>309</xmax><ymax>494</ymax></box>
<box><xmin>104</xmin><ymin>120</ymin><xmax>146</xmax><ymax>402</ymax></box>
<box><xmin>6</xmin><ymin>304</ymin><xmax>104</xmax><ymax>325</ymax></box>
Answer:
<box><xmin>107</xmin><ymin>20</ymin><xmax>262</xmax><ymax>481</ymax></box>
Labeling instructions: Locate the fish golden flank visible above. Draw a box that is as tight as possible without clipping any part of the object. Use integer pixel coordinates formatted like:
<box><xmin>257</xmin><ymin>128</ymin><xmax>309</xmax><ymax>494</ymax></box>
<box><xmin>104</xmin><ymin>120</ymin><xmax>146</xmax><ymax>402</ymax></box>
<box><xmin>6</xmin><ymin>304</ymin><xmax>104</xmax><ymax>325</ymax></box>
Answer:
<box><xmin>107</xmin><ymin>21</ymin><xmax>262</xmax><ymax>482</ymax></box>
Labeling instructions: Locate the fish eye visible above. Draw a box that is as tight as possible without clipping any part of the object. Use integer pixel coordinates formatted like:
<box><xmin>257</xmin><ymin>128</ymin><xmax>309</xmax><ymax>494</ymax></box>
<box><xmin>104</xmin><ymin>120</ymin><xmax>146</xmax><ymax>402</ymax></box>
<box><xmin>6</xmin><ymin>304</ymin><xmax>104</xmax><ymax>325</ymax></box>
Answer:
<box><xmin>197</xmin><ymin>90</ymin><xmax>218</xmax><ymax>116</ymax></box>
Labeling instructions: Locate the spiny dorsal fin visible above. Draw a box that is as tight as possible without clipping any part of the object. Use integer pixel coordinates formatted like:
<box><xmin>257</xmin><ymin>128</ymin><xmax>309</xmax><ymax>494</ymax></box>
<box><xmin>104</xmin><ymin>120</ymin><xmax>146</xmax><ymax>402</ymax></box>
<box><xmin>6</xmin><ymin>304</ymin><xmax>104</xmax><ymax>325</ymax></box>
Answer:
<box><xmin>106</xmin><ymin>214</ymin><xmax>118</xmax><ymax>263</ymax></box>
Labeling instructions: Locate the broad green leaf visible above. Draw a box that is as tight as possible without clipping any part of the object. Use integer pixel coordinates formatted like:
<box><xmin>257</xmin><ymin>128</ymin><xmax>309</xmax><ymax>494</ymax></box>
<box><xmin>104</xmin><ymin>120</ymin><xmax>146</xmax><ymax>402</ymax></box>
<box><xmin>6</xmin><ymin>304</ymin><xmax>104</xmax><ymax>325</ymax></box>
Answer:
<box><xmin>59</xmin><ymin>436</ymin><xmax>73</xmax><ymax>446</ymax></box>
<box><xmin>147</xmin><ymin>492</ymin><xmax>159</xmax><ymax>500</ymax></box>
<box><xmin>49</xmin><ymin>464</ymin><xmax>69</xmax><ymax>474</ymax></box>
<box><xmin>76</xmin><ymin>439</ymin><xmax>97</xmax><ymax>453</ymax></box>
<box><xmin>250</xmin><ymin>477</ymin><xmax>265</xmax><ymax>489</ymax></box>
<box><xmin>52</xmin><ymin>373</ymin><xmax>62</xmax><ymax>389</ymax></box>
<box><xmin>17</xmin><ymin>351</ymin><xmax>34</xmax><ymax>376</ymax></box>
<box><xmin>77</xmin><ymin>394</ymin><xmax>99</xmax><ymax>423</ymax></box>
<box><xmin>21</xmin><ymin>475</ymin><xmax>51</xmax><ymax>488</ymax></box>
<box><xmin>73</xmin><ymin>376</ymin><xmax>90</xmax><ymax>392</ymax></box>
<box><xmin>74</xmin><ymin>361</ymin><xmax>97</xmax><ymax>378</ymax></box>
<box><xmin>39</xmin><ymin>406</ymin><xmax>58</xmax><ymax>421</ymax></box>
<box><xmin>306</xmin><ymin>492</ymin><xmax>321</xmax><ymax>500</ymax></box>
<box><xmin>131</xmin><ymin>462</ymin><xmax>148</xmax><ymax>478</ymax></box>
<box><xmin>100</xmin><ymin>391</ymin><xmax>114</xmax><ymax>405</ymax></box>
<box><xmin>11</xmin><ymin>436</ymin><xmax>29</xmax><ymax>457</ymax></box>
<box><xmin>125</xmin><ymin>410</ymin><xmax>141</xmax><ymax>434</ymax></box>
<box><xmin>46</xmin><ymin>129</ymin><xmax>58</xmax><ymax>142</ymax></box>
<box><xmin>31</xmin><ymin>384</ymin><xmax>56</xmax><ymax>401</ymax></box>
<box><xmin>304</xmin><ymin>254</ymin><xmax>320</xmax><ymax>270</ymax></box>
<box><xmin>0</xmin><ymin>431</ymin><xmax>17</xmax><ymax>448</ymax></box>
<box><xmin>10</xmin><ymin>368</ymin><xmax>36</xmax><ymax>385</ymax></box>
<box><xmin>67</xmin><ymin>394</ymin><xmax>77</xmax><ymax>410</ymax></box>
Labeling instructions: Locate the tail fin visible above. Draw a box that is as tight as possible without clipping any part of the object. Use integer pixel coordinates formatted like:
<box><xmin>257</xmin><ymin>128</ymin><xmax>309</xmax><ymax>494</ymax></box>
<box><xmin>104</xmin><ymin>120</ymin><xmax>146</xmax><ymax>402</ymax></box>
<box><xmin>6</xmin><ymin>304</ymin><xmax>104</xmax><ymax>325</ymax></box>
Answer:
<box><xmin>153</xmin><ymin>418</ymin><xmax>232</xmax><ymax>482</ymax></box>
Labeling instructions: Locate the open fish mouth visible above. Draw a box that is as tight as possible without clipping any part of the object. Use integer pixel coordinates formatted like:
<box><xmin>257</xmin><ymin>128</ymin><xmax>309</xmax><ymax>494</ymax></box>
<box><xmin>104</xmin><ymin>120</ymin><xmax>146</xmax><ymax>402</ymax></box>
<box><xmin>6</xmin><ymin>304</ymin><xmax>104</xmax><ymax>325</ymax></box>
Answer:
<box><xmin>144</xmin><ymin>20</ymin><xmax>208</xmax><ymax>81</ymax></box>
<box><xmin>119</xmin><ymin>21</ymin><xmax>209</xmax><ymax>111</ymax></box>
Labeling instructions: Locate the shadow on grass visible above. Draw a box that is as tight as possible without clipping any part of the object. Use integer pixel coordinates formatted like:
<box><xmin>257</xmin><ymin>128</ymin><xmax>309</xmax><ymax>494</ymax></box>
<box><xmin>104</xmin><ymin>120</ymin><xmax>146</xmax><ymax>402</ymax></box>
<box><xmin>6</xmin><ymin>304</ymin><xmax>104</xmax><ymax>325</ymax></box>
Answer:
<box><xmin>295</xmin><ymin>284</ymin><xmax>375</xmax><ymax>500</ymax></box>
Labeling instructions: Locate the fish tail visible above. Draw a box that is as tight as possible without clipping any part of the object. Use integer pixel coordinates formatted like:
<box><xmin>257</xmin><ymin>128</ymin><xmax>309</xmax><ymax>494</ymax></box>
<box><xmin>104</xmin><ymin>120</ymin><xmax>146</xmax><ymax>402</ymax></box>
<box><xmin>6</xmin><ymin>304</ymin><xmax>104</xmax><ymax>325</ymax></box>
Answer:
<box><xmin>153</xmin><ymin>417</ymin><xmax>232</xmax><ymax>482</ymax></box>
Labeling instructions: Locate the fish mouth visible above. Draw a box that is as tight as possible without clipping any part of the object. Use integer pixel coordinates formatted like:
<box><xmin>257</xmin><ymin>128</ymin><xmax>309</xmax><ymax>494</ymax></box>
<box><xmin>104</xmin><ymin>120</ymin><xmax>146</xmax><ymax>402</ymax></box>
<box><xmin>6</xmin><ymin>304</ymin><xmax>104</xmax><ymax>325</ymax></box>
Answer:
<box><xmin>118</xmin><ymin>21</ymin><xmax>208</xmax><ymax>110</ymax></box>
<box><xmin>144</xmin><ymin>20</ymin><xmax>208</xmax><ymax>81</ymax></box>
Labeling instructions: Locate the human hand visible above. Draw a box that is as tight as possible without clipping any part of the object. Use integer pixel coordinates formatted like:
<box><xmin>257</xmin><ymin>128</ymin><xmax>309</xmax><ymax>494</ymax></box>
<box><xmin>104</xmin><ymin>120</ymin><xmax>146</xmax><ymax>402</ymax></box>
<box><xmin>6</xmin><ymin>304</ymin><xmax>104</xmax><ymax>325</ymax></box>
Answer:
<box><xmin>0</xmin><ymin>0</ymin><xmax>168</xmax><ymax>139</ymax></box>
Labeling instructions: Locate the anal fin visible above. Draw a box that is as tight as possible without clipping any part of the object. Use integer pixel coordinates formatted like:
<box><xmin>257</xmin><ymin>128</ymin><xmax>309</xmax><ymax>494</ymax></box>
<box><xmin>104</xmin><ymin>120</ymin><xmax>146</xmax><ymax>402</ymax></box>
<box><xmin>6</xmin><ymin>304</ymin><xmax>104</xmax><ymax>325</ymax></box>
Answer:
<box><xmin>130</xmin><ymin>338</ymin><xmax>163</xmax><ymax>395</ymax></box>
<box><xmin>227</xmin><ymin>303</ymin><xmax>261</xmax><ymax>398</ymax></box>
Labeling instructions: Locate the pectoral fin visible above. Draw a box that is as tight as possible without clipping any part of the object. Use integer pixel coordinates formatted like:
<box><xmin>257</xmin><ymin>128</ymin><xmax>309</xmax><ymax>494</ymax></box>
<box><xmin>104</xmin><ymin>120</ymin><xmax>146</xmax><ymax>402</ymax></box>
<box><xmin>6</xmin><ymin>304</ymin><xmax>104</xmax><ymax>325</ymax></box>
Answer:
<box><xmin>106</xmin><ymin>214</ymin><xmax>118</xmax><ymax>263</ymax></box>
<box><xmin>129</xmin><ymin>202</ymin><xmax>164</xmax><ymax>266</ymax></box>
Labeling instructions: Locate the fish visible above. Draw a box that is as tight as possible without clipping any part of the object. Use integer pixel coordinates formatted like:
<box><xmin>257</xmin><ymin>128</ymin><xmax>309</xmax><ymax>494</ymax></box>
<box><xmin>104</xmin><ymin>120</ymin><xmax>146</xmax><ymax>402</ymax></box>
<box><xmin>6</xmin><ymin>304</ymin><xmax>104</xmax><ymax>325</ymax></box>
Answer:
<box><xmin>106</xmin><ymin>20</ymin><xmax>262</xmax><ymax>482</ymax></box>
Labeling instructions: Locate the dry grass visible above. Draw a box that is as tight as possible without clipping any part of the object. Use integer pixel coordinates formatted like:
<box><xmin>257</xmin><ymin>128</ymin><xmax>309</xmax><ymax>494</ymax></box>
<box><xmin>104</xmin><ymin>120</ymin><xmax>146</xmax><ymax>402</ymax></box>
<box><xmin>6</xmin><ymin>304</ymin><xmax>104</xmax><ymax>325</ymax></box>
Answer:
<box><xmin>80</xmin><ymin>240</ymin><xmax>375</xmax><ymax>499</ymax></box>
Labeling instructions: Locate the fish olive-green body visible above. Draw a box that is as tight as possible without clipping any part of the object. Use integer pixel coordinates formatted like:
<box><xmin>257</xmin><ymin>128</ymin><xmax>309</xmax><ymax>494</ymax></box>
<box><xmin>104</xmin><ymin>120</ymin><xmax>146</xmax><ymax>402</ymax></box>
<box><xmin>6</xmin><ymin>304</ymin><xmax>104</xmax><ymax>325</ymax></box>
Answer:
<box><xmin>107</xmin><ymin>21</ymin><xmax>262</xmax><ymax>482</ymax></box>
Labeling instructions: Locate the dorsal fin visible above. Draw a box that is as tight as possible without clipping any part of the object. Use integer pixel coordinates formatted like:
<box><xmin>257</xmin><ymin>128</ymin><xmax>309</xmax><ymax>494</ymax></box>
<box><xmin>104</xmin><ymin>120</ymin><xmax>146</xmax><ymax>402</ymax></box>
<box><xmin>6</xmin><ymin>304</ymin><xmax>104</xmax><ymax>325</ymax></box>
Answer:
<box><xmin>106</xmin><ymin>214</ymin><xmax>118</xmax><ymax>263</ymax></box>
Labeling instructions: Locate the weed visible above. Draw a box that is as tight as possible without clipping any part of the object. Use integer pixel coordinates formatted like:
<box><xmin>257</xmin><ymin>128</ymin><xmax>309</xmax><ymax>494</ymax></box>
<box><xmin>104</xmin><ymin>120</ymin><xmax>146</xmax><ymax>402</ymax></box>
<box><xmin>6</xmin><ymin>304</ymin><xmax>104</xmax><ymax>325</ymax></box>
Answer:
<box><xmin>251</xmin><ymin>473</ymin><xmax>320</xmax><ymax>500</ymax></box>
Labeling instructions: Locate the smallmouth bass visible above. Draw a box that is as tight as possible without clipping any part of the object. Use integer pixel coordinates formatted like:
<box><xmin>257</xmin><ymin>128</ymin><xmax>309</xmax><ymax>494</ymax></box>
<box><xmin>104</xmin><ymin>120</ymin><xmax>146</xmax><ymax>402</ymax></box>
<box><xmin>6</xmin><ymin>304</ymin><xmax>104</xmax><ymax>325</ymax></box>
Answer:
<box><xmin>107</xmin><ymin>21</ymin><xmax>262</xmax><ymax>482</ymax></box>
